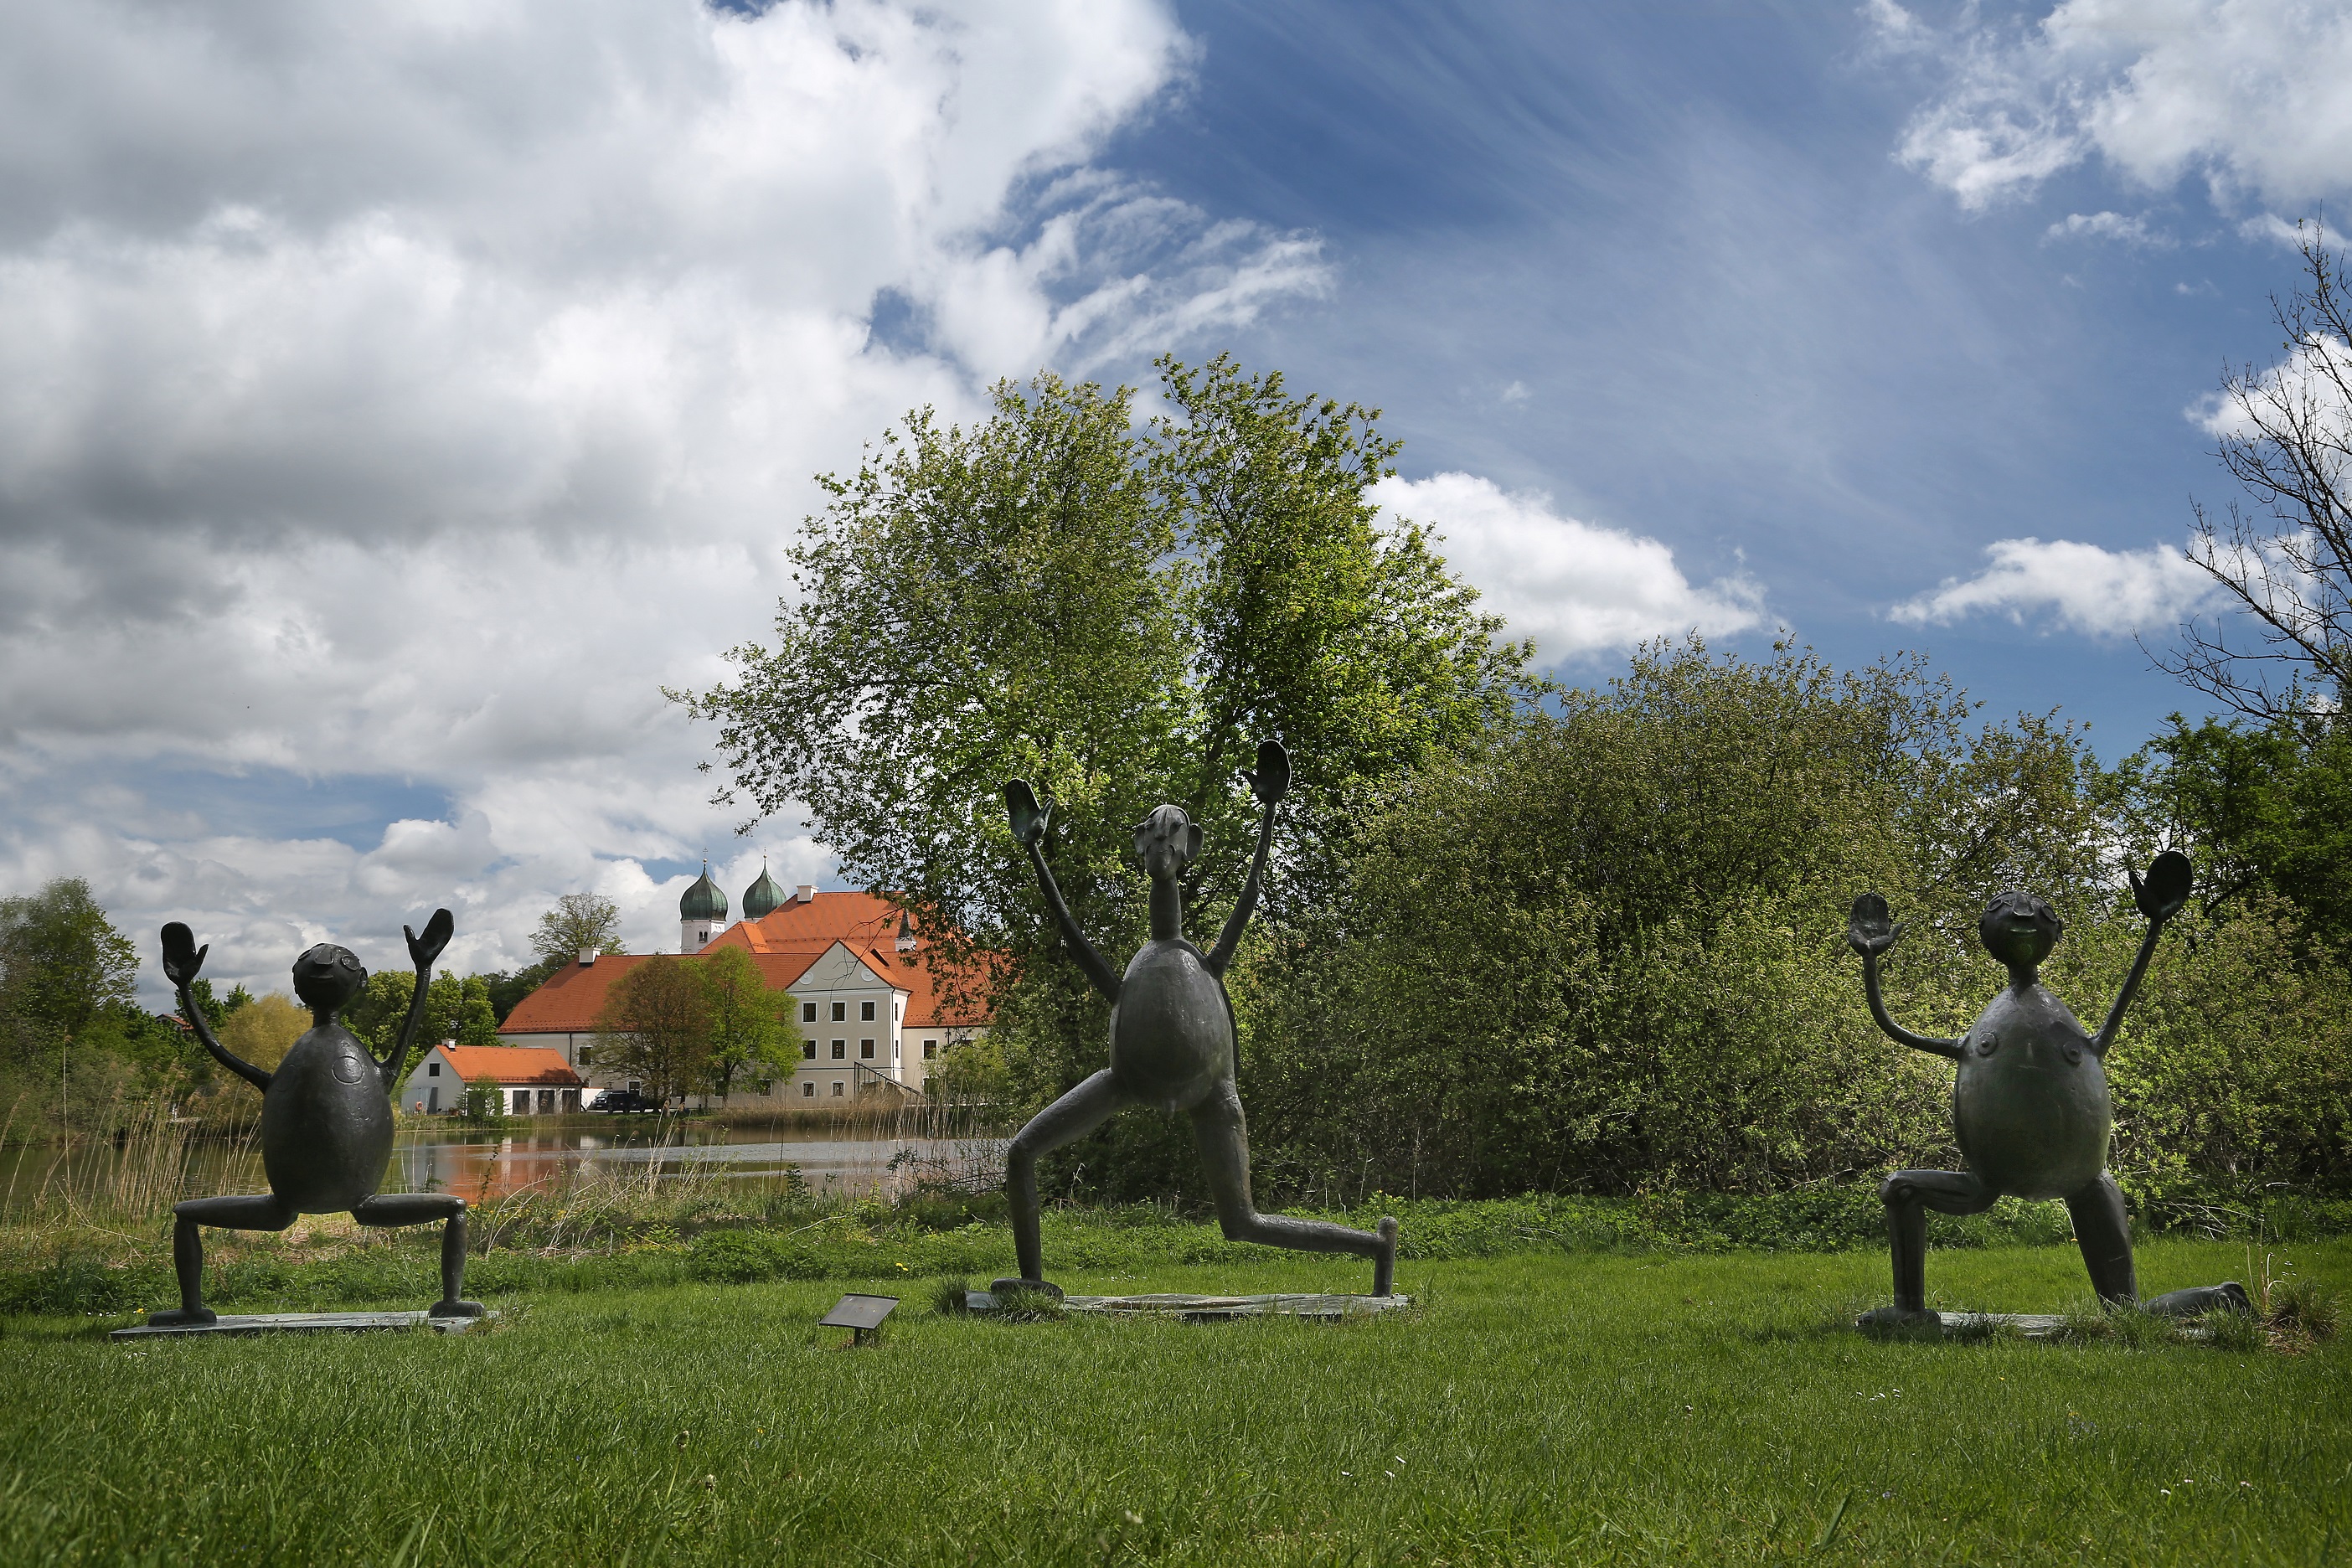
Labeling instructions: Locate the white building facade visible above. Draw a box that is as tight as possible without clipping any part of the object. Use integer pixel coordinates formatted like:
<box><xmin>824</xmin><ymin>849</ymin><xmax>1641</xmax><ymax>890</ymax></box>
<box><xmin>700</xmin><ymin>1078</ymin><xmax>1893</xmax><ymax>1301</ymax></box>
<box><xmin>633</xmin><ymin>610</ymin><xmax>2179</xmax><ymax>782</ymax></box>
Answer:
<box><xmin>497</xmin><ymin>885</ymin><xmax>990</xmax><ymax>1105</ymax></box>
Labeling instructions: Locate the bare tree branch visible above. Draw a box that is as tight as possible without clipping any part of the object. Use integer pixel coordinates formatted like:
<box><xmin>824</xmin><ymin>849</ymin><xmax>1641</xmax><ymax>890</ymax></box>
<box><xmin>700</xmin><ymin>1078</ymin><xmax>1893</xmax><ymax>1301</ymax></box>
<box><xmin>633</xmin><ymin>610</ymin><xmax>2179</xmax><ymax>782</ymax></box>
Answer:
<box><xmin>2148</xmin><ymin>220</ymin><xmax>2352</xmax><ymax>723</ymax></box>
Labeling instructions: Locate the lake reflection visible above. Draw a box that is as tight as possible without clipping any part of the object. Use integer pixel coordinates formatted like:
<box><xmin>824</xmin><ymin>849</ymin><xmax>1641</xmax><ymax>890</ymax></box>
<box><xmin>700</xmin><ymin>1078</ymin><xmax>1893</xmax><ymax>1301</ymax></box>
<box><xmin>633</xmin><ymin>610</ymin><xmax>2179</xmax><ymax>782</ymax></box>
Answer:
<box><xmin>392</xmin><ymin>1125</ymin><xmax>1003</xmax><ymax>1200</ymax></box>
<box><xmin>1</xmin><ymin>1120</ymin><xmax>1006</xmax><ymax>1214</ymax></box>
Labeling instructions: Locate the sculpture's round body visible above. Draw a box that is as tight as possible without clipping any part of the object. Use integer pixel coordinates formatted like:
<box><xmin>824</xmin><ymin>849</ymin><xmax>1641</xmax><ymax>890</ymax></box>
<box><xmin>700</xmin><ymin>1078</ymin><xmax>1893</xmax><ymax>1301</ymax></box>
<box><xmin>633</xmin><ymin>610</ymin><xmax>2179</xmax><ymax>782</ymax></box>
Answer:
<box><xmin>1953</xmin><ymin>983</ymin><xmax>2112</xmax><ymax>1200</ymax></box>
<box><xmin>1110</xmin><ymin>939</ymin><xmax>1233</xmax><ymax>1112</ymax></box>
<box><xmin>260</xmin><ymin>1023</ymin><xmax>393</xmax><ymax>1212</ymax></box>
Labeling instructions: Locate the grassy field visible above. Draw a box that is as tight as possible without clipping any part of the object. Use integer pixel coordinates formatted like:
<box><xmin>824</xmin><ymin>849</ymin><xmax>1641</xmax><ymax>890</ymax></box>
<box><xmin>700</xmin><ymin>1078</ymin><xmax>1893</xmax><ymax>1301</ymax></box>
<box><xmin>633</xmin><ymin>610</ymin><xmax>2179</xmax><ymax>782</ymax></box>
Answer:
<box><xmin>0</xmin><ymin>1236</ymin><xmax>2344</xmax><ymax>1565</ymax></box>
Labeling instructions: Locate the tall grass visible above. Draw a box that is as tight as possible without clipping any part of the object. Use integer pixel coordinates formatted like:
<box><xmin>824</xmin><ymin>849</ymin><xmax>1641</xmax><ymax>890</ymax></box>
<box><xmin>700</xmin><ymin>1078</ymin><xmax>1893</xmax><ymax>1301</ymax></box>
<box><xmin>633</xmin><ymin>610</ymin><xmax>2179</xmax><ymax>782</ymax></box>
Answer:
<box><xmin>0</xmin><ymin>1093</ymin><xmax>262</xmax><ymax>1235</ymax></box>
<box><xmin>0</xmin><ymin>1092</ymin><xmax>1008</xmax><ymax>1249</ymax></box>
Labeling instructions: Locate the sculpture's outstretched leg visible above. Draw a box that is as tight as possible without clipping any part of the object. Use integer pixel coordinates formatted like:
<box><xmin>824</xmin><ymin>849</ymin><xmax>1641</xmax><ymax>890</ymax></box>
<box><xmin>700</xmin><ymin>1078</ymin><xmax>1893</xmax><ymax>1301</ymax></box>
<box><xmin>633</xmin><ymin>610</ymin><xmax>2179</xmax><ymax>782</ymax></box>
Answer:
<box><xmin>2061</xmin><ymin>1174</ymin><xmax>2136</xmax><ymax>1308</ymax></box>
<box><xmin>1190</xmin><ymin>1081</ymin><xmax>1400</xmax><ymax>1296</ymax></box>
<box><xmin>2143</xmin><ymin>1281</ymin><xmax>2253</xmax><ymax>1318</ymax></box>
<box><xmin>353</xmin><ymin>1193</ymin><xmax>484</xmax><ymax>1318</ymax></box>
<box><xmin>998</xmin><ymin>1069</ymin><xmax>1132</xmax><ymax>1296</ymax></box>
<box><xmin>1862</xmin><ymin>1168</ymin><xmax>1995</xmax><ymax>1328</ymax></box>
<box><xmin>150</xmin><ymin>1193</ymin><xmax>299</xmax><ymax>1326</ymax></box>
<box><xmin>2057</xmin><ymin>1177</ymin><xmax>2253</xmax><ymax>1317</ymax></box>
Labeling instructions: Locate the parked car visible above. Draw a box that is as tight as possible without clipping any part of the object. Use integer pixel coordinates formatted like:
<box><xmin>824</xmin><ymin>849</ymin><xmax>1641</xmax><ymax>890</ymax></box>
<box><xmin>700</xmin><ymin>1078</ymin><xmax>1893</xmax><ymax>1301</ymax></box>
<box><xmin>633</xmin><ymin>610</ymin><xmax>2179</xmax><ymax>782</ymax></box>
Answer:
<box><xmin>589</xmin><ymin>1088</ymin><xmax>660</xmax><ymax>1114</ymax></box>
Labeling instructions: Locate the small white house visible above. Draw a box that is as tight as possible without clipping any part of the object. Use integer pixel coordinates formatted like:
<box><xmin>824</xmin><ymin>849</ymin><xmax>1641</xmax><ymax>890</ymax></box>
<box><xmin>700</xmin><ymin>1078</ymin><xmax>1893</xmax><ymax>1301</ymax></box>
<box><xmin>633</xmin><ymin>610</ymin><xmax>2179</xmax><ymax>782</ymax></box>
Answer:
<box><xmin>405</xmin><ymin>1043</ymin><xmax>583</xmax><ymax>1117</ymax></box>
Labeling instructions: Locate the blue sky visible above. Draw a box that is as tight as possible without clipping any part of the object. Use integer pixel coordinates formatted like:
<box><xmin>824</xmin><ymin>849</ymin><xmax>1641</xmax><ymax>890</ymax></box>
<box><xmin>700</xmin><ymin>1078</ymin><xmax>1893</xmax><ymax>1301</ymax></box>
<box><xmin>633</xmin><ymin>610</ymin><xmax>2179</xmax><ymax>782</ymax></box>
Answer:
<box><xmin>1112</xmin><ymin>0</ymin><xmax>2315</xmax><ymax>750</ymax></box>
<box><xmin>2</xmin><ymin>0</ymin><xmax>2345</xmax><ymax>998</ymax></box>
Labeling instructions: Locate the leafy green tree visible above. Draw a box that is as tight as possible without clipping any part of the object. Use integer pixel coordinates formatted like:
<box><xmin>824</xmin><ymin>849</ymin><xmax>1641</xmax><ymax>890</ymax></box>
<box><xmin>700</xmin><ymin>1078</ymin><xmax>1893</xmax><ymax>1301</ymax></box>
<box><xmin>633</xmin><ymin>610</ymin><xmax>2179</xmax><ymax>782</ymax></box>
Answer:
<box><xmin>2114</xmin><ymin>713</ymin><xmax>2352</xmax><ymax>946</ymax></box>
<box><xmin>483</xmin><ymin>967</ymin><xmax>547</xmax><ymax>1023</ymax></box>
<box><xmin>595</xmin><ymin>958</ymin><xmax>713</xmax><ymax>1104</ymax></box>
<box><xmin>696</xmin><ymin>946</ymin><xmax>802</xmax><ymax>1102</ymax></box>
<box><xmin>474</xmin><ymin>893</ymin><xmax>632</xmax><ymax>1024</ymax></box>
<box><xmin>341</xmin><ymin>970</ymin><xmax>497</xmax><ymax>1083</ymax></box>
<box><xmin>0</xmin><ymin>878</ymin><xmax>138</xmax><ymax>1060</ymax></box>
<box><xmin>1233</xmin><ymin>639</ymin><xmax>2115</xmax><ymax>1202</ymax></box>
<box><xmin>676</xmin><ymin>360</ymin><xmax>1535</xmax><ymax>1122</ymax></box>
<box><xmin>532</xmin><ymin>893</ymin><xmax>627</xmax><ymax>968</ymax></box>
<box><xmin>926</xmin><ymin>1033</ymin><xmax>1013</xmax><ymax>1105</ymax></box>
<box><xmin>452</xmin><ymin>975</ymin><xmax>500</xmax><ymax>1046</ymax></box>
<box><xmin>340</xmin><ymin>972</ymin><xmax>415</xmax><ymax>1062</ymax></box>
<box><xmin>220</xmin><ymin>993</ymin><xmax>308</xmax><ymax>1072</ymax></box>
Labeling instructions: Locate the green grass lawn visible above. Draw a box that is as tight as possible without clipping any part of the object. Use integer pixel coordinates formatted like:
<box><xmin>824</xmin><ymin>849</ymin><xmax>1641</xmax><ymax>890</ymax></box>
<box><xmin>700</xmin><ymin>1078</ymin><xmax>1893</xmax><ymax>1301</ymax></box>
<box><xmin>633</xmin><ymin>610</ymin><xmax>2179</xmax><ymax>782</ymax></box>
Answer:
<box><xmin>0</xmin><ymin>1238</ymin><xmax>2344</xmax><ymax>1565</ymax></box>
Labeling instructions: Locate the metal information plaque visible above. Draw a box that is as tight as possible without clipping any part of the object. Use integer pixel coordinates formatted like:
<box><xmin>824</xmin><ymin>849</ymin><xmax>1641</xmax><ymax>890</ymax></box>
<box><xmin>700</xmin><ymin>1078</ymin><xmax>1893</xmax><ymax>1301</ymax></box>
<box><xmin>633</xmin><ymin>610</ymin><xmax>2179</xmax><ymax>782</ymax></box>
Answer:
<box><xmin>821</xmin><ymin>1293</ymin><xmax>898</xmax><ymax>1345</ymax></box>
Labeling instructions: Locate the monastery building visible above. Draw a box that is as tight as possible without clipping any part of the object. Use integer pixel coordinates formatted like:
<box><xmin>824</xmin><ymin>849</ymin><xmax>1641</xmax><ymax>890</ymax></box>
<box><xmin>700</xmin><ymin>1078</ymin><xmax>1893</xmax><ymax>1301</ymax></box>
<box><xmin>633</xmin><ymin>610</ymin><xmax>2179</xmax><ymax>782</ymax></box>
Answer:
<box><xmin>498</xmin><ymin>866</ymin><xmax>992</xmax><ymax>1104</ymax></box>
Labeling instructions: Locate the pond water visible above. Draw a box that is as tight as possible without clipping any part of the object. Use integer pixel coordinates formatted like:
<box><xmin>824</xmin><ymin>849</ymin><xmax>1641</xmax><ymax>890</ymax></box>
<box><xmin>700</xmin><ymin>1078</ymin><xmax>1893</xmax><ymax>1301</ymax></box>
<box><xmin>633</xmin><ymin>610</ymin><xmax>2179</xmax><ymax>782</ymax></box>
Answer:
<box><xmin>1</xmin><ymin>1119</ymin><xmax>1008</xmax><ymax>1215</ymax></box>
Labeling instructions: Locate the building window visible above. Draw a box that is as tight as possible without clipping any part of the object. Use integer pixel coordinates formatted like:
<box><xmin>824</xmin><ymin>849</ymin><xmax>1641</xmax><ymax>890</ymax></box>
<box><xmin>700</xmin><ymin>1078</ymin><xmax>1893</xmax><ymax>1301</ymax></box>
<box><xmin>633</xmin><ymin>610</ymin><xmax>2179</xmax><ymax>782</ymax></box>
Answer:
<box><xmin>578</xmin><ymin>1047</ymin><xmax>595</xmax><ymax>1066</ymax></box>
<box><xmin>512</xmin><ymin>1089</ymin><xmax>529</xmax><ymax>1115</ymax></box>
<box><xmin>891</xmin><ymin>1040</ymin><xmax>899</xmax><ymax>1060</ymax></box>
<box><xmin>924</xmin><ymin>1039</ymin><xmax>936</xmax><ymax>1060</ymax></box>
<box><xmin>860</xmin><ymin>1039</ymin><xmax>874</xmax><ymax>1059</ymax></box>
<box><xmin>802</xmin><ymin>1040</ymin><xmax>816</xmax><ymax>1060</ymax></box>
<box><xmin>831</xmin><ymin>1002</ymin><xmax>846</xmax><ymax>1022</ymax></box>
<box><xmin>831</xmin><ymin>1081</ymin><xmax>844</xmax><ymax>1096</ymax></box>
<box><xmin>427</xmin><ymin>1062</ymin><xmax>441</xmax><ymax>1078</ymax></box>
<box><xmin>861</xmin><ymin>1000</ymin><xmax>875</xmax><ymax>1021</ymax></box>
<box><xmin>831</xmin><ymin>1039</ymin><xmax>846</xmax><ymax>1060</ymax></box>
<box><xmin>802</xmin><ymin>1002</ymin><xmax>818</xmax><ymax>1024</ymax></box>
<box><xmin>802</xmin><ymin>1081</ymin><xmax>814</xmax><ymax>1097</ymax></box>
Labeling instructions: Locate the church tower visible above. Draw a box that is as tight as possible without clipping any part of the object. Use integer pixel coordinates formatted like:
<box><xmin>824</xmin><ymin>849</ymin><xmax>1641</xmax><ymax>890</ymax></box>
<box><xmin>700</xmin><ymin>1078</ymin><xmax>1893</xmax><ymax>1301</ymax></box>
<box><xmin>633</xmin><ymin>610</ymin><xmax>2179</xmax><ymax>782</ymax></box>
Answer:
<box><xmin>742</xmin><ymin>859</ymin><xmax>787</xmax><ymax>921</ymax></box>
<box><xmin>679</xmin><ymin>861</ymin><xmax>727</xmax><ymax>952</ymax></box>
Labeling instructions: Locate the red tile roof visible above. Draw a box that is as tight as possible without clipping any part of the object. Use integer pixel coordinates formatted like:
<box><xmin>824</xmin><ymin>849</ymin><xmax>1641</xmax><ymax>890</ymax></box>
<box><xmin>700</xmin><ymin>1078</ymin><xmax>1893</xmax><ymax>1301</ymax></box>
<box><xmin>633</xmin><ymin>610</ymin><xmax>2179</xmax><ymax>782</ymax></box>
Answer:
<box><xmin>498</xmin><ymin>892</ymin><xmax>996</xmax><ymax>1038</ymax></box>
<box><xmin>435</xmin><ymin>1044</ymin><xmax>581</xmax><ymax>1086</ymax></box>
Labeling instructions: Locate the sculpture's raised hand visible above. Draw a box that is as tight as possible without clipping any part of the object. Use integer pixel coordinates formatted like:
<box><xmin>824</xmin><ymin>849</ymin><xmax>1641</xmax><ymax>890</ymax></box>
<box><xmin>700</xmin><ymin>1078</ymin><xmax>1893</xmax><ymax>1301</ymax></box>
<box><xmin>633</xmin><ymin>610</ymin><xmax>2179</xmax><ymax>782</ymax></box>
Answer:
<box><xmin>2130</xmin><ymin>849</ymin><xmax>2193</xmax><ymax>924</ymax></box>
<box><xmin>1004</xmin><ymin>779</ymin><xmax>1050</xmax><ymax>846</ymax></box>
<box><xmin>1846</xmin><ymin>893</ymin><xmax>1903</xmax><ymax>957</ymax></box>
<box><xmin>160</xmin><ymin>922</ymin><xmax>208</xmax><ymax>989</ymax></box>
<box><xmin>1240</xmin><ymin>739</ymin><xmax>1290</xmax><ymax>807</ymax></box>
<box><xmin>406</xmin><ymin>908</ymin><xmax>454</xmax><ymax>972</ymax></box>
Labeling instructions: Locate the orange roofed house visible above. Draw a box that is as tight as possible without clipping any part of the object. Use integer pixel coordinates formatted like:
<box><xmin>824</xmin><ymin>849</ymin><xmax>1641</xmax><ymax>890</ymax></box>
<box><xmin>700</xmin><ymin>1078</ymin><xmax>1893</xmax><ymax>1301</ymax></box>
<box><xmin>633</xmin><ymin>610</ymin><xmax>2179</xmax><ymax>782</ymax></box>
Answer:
<box><xmin>401</xmin><ymin>1043</ymin><xmax>584</xmax><ymax>1117</ymax></box>
<box><xmin>498</xmin><ymin>869</ymin><xmax>993</xmax><ymax>1104</ymax></box>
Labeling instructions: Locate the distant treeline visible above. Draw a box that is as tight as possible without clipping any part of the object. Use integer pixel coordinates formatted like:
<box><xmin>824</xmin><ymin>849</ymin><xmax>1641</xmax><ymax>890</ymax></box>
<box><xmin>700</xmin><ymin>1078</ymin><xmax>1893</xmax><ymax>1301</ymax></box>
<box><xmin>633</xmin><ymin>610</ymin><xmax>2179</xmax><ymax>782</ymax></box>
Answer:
<box><xmin>1018</xmin><ymin>642</ymin><xmax>2351</xmax><ymax>1214</ymax></box>
<box><xmin>0</xmin><ymin>881</ymin><xmax>534</xmax><ymax>1139</ymax></box>
<box><xmin>672</xmin><ymin>353</ymin><xmax>2350</xmax><ymax>1220</ymax></box>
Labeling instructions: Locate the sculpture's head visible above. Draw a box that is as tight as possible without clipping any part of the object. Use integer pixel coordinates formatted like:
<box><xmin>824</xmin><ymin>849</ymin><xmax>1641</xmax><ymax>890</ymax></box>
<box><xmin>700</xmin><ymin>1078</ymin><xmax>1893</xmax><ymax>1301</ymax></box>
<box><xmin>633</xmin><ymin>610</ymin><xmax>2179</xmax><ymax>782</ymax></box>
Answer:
<box><xmin>1132</xmin><ymin>804</ymin><xmax>1202</xmax><ymax>881</ymax></box>
<box><xmin>1978</xmin><ymin>890</ymin><xmax>2062</xmax><ymax>970</ymax></box>
<box><xmin>291</xmin><ymin>943</ymin><xmax>369</xmax><ymax>1015</ymax></box>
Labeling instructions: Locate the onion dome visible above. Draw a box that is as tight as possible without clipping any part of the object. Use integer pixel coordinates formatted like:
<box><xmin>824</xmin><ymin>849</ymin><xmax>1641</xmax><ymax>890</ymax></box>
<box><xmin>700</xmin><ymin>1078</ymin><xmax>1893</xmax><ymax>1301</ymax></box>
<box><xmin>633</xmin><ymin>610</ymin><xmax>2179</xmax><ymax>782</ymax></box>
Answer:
<box><xmin>742</xmin><ymin>863</ymin><xmax>787</xmax><ymax>921</ymax></box>
<box><xmin>679</xmin><ymin>863</ymin><xmax>729</xmax><ymax>922</ymax></box>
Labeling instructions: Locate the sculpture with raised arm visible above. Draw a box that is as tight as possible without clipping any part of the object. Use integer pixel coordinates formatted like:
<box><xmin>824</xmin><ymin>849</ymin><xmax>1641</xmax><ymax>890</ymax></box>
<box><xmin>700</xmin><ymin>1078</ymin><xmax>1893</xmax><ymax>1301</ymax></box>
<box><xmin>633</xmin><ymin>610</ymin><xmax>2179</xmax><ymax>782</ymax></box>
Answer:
<box><xmin>1848</xmin><ymin>851</ymin><xmax>2249</xmax><ymax>1328</ymax></box>
<box><xmin>147</xmin><ymin>910</ymin><xmax>484</xmax><ymax>1325</ymax></box>
<box><xmin>994</xmin><ymin>740</ymin><xmax>1399</xmax><ymax>1298</ymax></box>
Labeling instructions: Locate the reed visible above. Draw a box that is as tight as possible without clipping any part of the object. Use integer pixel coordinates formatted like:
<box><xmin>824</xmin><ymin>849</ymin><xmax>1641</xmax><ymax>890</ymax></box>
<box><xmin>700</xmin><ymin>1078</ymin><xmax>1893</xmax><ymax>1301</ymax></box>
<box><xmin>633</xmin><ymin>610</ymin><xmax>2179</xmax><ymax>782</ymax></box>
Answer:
<box><xmin>0</xmin><ymin>1089</ymin><xmax>261</xmax><ymax>1233</ymax></box>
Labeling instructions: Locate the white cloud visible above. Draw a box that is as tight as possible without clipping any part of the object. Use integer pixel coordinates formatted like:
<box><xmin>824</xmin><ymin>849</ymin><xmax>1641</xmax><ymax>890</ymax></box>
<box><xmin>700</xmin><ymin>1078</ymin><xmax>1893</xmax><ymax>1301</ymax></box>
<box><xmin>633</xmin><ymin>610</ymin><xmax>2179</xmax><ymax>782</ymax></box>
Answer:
<box><xmin>1368</xmin><ymin>472</ymin><xmax>1765</xmax><ymax>662</ymax></box>
<box><xmin>2045</xmin><ymin>210</ymin><xmax>2174</xmax><ymax>247</ymax></box>
<box><xmin>1888</xmin><ymin>537</ymin><xmax>2215</xmax><ymax>636</ymax></box>
<box><xmin>2238</xmin><ymin>213</ymin><xmax>2312</xmax><ymax>248</ymax></box>
<box><xmin>0</xmin><ymin>0</ymin><xmax>1329</xmax><ymax>1001</ymax></box>
<box><xmin>1878</xmin><ymin>0</ymin><xmax>2352</xmax><ymax>211</ymax></box>
<box><xmin>2189</xmin><ymin>322</ymin><xmax>2352</xmax><ymax>440</ymax></box>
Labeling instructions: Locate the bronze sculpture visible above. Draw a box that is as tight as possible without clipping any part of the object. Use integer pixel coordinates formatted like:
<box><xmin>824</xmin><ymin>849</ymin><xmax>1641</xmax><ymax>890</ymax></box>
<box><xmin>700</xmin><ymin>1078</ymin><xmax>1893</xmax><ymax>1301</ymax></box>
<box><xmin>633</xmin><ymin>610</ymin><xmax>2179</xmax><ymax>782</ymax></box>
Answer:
<box><xmin>995</xmin><ymin>740</ymin><xmax>1399</xmax><ymax>1298</ymax></box>
<box><xmin>1849</xmin><ymin>851</ymin><xmax>2249</xmax><ymax>1327</ymax></box>
<box><xmin>147</xmin><ymin>911</ymin><xmax>484</xmax><ymax>1325</ymax></box>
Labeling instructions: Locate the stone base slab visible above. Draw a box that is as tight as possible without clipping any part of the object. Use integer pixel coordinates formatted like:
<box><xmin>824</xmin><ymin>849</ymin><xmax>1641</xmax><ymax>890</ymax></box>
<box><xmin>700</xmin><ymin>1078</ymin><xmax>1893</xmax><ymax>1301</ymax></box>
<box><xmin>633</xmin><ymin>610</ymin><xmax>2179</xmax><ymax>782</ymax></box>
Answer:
<box><xmin>968</xmin><ymin>1291</ymin><xmax>1410</xmax><ymax>1322</ymax></box>
<box><xmin>112</xmin><ymin>1310</ymin><xmax>495</xmax><ymax>1340</ymax></box>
